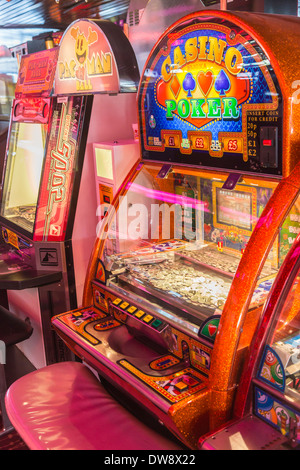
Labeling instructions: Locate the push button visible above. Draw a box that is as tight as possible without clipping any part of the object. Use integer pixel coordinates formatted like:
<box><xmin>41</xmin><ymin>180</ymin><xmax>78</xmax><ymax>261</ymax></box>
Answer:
<box><xmin>134</xmin><ymin>310</ymin><xmax>145</xmax><ymax>319</ymax></box>
<box><xmin>151</xmin><ymin>319</ymin><xmax>164</xmax><ymax>330</ymax></box>
<box><xmin>112</xmin><ymin>298</ymin><xmax>122</xmax><ymax>306</ymax></box>
<box><xmin>72</xmin><ymin>311</ymin><xmax>82</xmax><ymax>318</ymax></box>
<box><xmin>127</xmin><ymin>306</ymin><xmax>137</xmax><ymax>314</ymax></box>
<box><xmin>174</xmin><ymin>381</ymin><xmax>188</xmax><ymax>392</ymax></box>
<box><xmin>143</xmin><ymin>314</ymin><xmax>153</xmax><ymax>324</ymax></box>
<box><xmin>120</xmin><ymin>301</ymin><xmax>129</xmax><ymax>310</ymax></box>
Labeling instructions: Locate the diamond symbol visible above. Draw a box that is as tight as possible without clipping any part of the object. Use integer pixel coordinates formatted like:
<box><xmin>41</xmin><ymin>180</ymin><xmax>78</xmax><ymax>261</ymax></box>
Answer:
<box><xmin>170</xmin><ymin>74</ymin><xmax>181</xmax><ymax>99</ymax></box>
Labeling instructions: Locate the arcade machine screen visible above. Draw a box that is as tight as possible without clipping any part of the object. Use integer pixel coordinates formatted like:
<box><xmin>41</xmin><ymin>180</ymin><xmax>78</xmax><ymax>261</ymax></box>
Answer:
<box><xmin>1</xmin><ymin>120</ymin><xmax>46</xmax><ymax>233</ymax></box>
<box><xmin>216</xmin><ymin>187</ymin><xmax>252</xmax><ymax>231</ymax></box>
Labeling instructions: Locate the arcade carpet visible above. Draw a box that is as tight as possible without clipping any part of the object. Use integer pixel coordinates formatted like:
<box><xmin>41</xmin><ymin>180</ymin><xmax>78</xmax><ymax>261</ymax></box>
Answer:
<box><xmin>0</xmin><ymin>412</ymin><xmax>28</xmax><ymax>450</ymax></box>
<box><xmin>0</xmin><ymin>431</ymin><xmax>28</xmax><ymax>450</ymax></box>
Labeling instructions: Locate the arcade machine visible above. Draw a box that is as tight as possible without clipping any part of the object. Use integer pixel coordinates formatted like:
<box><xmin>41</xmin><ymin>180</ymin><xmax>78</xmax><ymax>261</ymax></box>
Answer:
<box><xmin>199</xmin><ymin>227</ymin><xmax>300</xmax><ymax>450</ymax></box>
<box><xmin>9</xmin><ymin>31</ymin><xmax>62</xmax><ymax>68</ymax></box>
<box><xmin>0</xmin><ymin>19</ymin><xmax>139</xmax><ymax>369</ymax></box>
<box><xmin>52</xmin><ymin>10</ymin><xmax>300</xmax><ymax>448</ymax></box>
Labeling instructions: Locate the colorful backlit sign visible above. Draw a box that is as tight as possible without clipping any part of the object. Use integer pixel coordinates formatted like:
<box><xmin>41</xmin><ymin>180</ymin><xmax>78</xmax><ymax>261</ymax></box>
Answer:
<box><xmin>138</xmin><ymin>14</ymin><xmax>283</xmax><ymax>175</ymax></box>
<box><xmin>55</xmin><ymin>19</ymin><xmax>119</xmax><ymax>95</ymax></box>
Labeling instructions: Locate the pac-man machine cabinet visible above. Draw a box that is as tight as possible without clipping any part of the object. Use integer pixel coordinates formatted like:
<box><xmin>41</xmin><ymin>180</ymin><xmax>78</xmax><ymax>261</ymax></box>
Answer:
<box><xmin>0</xmin><ymin>19</ymin><xmax>139</xmax><ymax>369</ymax></box>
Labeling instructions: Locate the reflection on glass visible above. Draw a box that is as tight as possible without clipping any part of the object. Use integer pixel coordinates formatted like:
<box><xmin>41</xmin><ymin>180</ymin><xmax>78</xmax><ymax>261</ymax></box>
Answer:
<box><xmin>0</xmin><ymin>73</ymin><xmax>16</xmax><ymax>120</ymax></box>
<box><xmin>270</xmin><ymin>270</ymin><xmax>300</xmax><ymax>399</ymax></box>
<box><xmin>1</xmin><ymin>121</ymin><xmax>47</xmax><ymax>233</ymax></box>
<box><xmin>99</xmin><ymin>163</ymin><xmax>278</xmax><ymax>328</ymax></box>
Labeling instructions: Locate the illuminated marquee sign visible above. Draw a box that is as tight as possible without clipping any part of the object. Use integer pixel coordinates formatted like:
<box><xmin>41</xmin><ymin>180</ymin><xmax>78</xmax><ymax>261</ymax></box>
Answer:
<box><xmin>161</xmin><ymin>35</ymin><xmax>244</xmax><ymax>123</ymax></box>
<box><xmin>138</xmin><ymin>14</ymin><xmax>283</xmax><ymax>175</ymax></box>
<box><xmin>55</xmin><ymin>19</ymin><xmax>119</xmax><ymax>95</ymax></box>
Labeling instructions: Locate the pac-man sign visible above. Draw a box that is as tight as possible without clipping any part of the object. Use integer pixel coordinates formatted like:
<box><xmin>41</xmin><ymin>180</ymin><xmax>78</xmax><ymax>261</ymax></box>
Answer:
<box><xmin>55</xmin><ymin>19</ymin><xmax>119</xmax><ymax>94</ymax></box>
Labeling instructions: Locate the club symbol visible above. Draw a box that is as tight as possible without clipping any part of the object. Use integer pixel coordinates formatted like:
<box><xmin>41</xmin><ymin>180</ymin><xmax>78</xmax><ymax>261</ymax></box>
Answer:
<box><xmin>215</xmin><ymin>69</ymin><xmax>231</xmax><ymax>96</ymax></box>
<box><xmin>182</xmin><ymin>72</ymin><xmax>196</xmax><ymax>98</ymax></box>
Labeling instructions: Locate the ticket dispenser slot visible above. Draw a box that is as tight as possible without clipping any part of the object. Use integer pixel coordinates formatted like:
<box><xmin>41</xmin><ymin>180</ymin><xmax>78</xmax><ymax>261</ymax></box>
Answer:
<box><xmin>260</xmin><ymin>127</ymin><xmax>278</xmax><ymax>168</ymax></box>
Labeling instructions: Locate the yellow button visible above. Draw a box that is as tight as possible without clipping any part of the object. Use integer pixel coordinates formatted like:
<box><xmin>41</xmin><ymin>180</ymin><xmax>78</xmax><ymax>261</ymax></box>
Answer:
<box><xmin>143</xmin><ymin>314</ymin><xmax>153</xmax><ymax>324</ymax></box>
<box><xmin>134</xmin><ymin>310</ymin><xmax>145</xmax><ymax>318</ymax></box>
<box><xmin>120</xmin><ymin>301</ymin><xmax>129</xmax><ymax>309</ymax></box>
<box><xmin>113</xmin><ymin>298</ymin><xmax>122</xmax><ymax>305</ymax></box>
<box><xmin>127</xmin><ymin>306</ymin><xmax>137</xmax><ymax>314</ymax></box>
<box><xmin>174</xmin><ymin>381</ymin><xmax>188</xmax><ymax>391</ymax></box>
<box><xmin>72</xmin><ymin>311</ymin><xmax>82</xmax><ymax>317</ymax></box>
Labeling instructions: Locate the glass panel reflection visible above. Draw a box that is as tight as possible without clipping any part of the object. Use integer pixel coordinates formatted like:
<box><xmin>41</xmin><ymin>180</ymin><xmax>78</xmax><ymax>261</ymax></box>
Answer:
<box><xmin>99</xmin><ymin>164</ymin><xmax>278</xmax><ymax>327</ymax></box>
<box><xmin>1</xmin><ymin>121</ymin><xmax>46</xmax><ymax>233</ymax></box>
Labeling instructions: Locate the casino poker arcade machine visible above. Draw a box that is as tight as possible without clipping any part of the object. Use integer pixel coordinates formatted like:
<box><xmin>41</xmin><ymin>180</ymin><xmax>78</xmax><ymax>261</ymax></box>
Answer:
<box><xmin>52</xmin><ymin>11</ymin><xmax>300</xmax><ymax>448</ymax></box>
<box><xmin>0</xmin><ymin>19</ymin><xmax>139</xmax><ymax>369</ymax></box>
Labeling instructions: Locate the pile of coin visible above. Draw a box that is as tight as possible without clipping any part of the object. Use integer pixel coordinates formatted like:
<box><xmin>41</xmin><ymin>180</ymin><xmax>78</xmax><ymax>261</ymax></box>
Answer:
<box><xmin>178</xmin><ymin>246</ymin><xmax>239</xmax><ymax>274</ymax></box>
<box><xmin>131</xmin><ymin>259</ymin><xmax>231</xmax><ymax>309</ymax></box>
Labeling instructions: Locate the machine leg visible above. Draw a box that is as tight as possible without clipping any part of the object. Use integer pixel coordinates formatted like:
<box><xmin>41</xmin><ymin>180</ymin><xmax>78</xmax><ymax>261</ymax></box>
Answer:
<box><xmin>0</xmin><ymin>364</ymin><xmax>13</xmax><ymax>435</ymax></box>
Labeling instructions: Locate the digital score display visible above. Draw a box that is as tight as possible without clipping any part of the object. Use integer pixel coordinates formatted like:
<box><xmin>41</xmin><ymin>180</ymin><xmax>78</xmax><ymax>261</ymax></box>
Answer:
<box><xmin>216</xmin><ymin>188</ymin><xmax>252</xmax><ymax>232</ymax></box>
<box><xmin>138</xmin><ymin>13</ymin><xmax>283</xmax><ymax>175</ymax></box>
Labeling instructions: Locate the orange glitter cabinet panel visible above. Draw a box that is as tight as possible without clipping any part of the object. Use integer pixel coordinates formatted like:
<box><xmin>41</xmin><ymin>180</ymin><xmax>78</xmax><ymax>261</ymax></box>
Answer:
<box><xmin>54</xmin><ymin>307</ymin><xmax>106</xmax><ymax>345</ymax></box>
<box><xmin>119</xmin><ymin>360</ymin><xmax>207</xmax><ymax>404</ymax></box>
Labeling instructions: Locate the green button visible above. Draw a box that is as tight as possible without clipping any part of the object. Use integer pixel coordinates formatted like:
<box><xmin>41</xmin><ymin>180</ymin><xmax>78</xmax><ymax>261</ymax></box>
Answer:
<box><xmin>152</xmin><ymin>319</ymin><xmax>163</xmax><ymax>329</ymax></box>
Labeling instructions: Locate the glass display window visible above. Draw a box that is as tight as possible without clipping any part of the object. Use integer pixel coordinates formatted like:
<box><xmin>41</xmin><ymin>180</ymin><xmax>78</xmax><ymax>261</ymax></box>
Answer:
<box><xmin>0</xmin><ymin>120</ymin><xmax>47</xmax><ymax>233</ymax></box>
<box><xmin>98</xmin><ymin>162</ymin><xmax>278</xmax><ymax>329</ymax></box>
<box><xmin>260</xmin><ymin>268</ymin><xmax>300</xmax><ymax>401</ymax></box>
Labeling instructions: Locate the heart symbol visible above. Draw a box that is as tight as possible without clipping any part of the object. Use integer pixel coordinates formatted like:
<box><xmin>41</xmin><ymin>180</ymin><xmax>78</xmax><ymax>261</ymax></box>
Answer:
<box><xmin>197</xmin><ymin>70</ymin><xmax>214</xmax><ymax>96</ymax></box>
<box><xmin>208</xmin><ymin>324</ymin><xmax>217</xmax><ymax>337</ymax></box>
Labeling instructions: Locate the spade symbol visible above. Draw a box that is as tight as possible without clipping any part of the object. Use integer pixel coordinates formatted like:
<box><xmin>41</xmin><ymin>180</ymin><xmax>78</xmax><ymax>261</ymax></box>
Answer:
<box><xmin>183</xmin><ymin>72</ymin><xmax>196</xmax><ymax>98</ymax></box>
<box><xmin>214</xmin><ymin>70</ymin><xmax>231</xmax><ymax>96</ymax></box>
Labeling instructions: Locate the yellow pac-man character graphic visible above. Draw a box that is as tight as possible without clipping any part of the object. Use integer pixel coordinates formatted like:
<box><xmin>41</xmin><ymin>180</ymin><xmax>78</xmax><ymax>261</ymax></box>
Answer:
<box><xmin>70</xmin><ymin>26</ymin><xmax>98</xmax><ymax>81</ymax></box>
<box><xmin>56</xmin><ymin>19</ymin><xmax>118</xmax><ymax>94</ymax></box>
<box><xmin>70</xmin><ymin>26</ymin><xmax>98</xmax><ymax>67</ymax></box>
